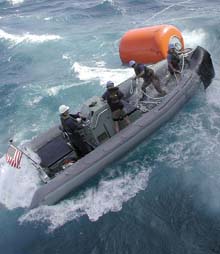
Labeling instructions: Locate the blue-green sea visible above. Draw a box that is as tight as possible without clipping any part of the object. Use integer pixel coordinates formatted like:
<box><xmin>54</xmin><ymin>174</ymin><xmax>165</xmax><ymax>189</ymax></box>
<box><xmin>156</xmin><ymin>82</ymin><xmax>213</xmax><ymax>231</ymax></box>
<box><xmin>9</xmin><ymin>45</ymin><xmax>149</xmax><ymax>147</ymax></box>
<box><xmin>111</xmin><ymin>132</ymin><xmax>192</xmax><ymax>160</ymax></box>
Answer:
<box><xmin>1</xmin><ymin>0</ymin><xmax>220</xmax><ymax>253</ymax></box>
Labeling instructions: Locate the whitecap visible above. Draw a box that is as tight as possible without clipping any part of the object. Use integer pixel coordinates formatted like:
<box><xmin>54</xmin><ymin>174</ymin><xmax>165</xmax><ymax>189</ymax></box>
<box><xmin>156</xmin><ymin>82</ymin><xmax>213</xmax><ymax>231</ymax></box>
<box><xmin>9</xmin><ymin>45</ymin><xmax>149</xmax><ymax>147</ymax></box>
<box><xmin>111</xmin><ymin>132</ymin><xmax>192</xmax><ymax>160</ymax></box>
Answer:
<box><xmin>8</xmin><ymin>0</ymin><xmax>24</xmax><ymax>5</ymax></box>
<box><xmin>46</xmin><ymin>82</ymin><xmax>87</xmax><ymax>96</ymax></box>
<box><xmin>26</xmin><ymin>96</ymin><xmax>43</xmax><ymax>106</ymax></box>
<box><xmin>72</xmin><ymin>62</ymin><xmax>133</xmax><ymax>86</ymax></box>
<box><xmin>44</xmin><ymin>17</ymin><xmax>53</xmax><ymax>21</ymax></box>
<box><xmin>0</xmin><ymin>29</ymin><xmax>62</xmax><ymax>46</ymax></box>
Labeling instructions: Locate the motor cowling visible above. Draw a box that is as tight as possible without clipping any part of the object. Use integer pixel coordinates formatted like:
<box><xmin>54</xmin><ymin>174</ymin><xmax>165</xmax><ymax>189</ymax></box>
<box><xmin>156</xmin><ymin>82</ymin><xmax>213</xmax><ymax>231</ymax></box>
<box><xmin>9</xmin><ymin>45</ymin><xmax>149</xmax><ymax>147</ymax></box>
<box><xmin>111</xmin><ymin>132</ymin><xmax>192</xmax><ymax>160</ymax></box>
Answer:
<box><xmin>190</xmin><ymin>46</ymin><xmax>215</xmax><ymax>89</ymax></box>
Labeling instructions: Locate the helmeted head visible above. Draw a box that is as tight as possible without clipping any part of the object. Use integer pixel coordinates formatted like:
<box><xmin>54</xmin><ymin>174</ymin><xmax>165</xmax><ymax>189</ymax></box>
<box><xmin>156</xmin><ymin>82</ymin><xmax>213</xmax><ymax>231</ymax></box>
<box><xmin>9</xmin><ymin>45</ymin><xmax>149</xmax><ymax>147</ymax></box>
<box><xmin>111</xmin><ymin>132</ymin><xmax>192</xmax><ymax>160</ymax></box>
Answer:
<box><xmin>129</xmin><ymin>60</ymin><xmax>136</xmax><ymax>67</ymax></box>
<box><xmin>59</xmin><ymin>104</ymin><xmax>69</xmax><ymax>115</ymax></box>
<box><xmin>106</xmin><ymin>80</ymin><xmax>114</xmax><ymax>89</ymax></box>
<box><xmin>168</xmin><ymin>44</ymin><xmax>175</xmax><ymax>50</ymax></box>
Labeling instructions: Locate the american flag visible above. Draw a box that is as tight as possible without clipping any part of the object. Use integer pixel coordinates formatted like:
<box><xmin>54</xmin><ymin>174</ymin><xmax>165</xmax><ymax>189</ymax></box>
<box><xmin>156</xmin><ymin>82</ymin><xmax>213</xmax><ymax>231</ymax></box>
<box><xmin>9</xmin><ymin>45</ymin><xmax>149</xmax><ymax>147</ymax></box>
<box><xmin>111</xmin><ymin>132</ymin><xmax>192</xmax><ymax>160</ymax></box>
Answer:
<box><xmin>5</xmin><ymin>145</ymin><xmax>23</xmax><ymax>169</ymax></box>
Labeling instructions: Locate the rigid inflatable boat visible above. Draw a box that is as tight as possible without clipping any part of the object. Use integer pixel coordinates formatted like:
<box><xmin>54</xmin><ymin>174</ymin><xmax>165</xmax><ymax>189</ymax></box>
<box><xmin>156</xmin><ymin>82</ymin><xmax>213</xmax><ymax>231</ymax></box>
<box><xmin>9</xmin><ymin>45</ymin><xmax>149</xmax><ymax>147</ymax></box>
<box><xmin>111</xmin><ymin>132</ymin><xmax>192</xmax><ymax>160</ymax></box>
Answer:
<box><xmin>27</xmin><ymin>25</ymin><xmax>215</xmax><ymax>209</ymax></box>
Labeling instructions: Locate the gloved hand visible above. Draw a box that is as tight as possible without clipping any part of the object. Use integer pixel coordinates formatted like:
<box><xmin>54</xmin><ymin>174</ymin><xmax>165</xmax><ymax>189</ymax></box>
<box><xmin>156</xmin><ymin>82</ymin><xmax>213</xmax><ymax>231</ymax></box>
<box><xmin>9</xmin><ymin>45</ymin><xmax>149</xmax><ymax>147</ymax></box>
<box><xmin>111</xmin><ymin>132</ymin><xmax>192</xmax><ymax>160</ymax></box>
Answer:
<box><xmin>76</xmin><ymin>118</ymin><xmax>82</xmax><ymax>123</ymax></box>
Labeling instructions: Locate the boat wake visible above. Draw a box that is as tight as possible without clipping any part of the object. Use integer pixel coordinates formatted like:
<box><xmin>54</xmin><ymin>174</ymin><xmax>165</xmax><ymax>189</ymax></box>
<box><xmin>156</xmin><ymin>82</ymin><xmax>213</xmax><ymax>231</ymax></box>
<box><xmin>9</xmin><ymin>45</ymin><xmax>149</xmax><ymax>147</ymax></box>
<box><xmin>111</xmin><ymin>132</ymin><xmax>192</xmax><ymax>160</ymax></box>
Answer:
<box><xmin>19</xmin><ymin>162</ymin><xmax>151</xmax><ymax>231</ymax></box>
<box><xmin>0</xmin><ymin>155</ymin><xmax>40</xmax><ymax>209</ymax></box>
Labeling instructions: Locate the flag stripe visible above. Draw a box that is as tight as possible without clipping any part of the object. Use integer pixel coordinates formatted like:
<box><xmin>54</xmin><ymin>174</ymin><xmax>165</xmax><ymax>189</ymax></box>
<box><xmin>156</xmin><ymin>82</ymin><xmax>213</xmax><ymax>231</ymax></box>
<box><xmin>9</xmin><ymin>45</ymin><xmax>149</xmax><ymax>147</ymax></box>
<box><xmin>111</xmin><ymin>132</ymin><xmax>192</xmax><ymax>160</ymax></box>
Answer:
<box><xmin>5</xmin><ymin>145</ymin><xmax>23</xmax><ymax>169</ymax></box>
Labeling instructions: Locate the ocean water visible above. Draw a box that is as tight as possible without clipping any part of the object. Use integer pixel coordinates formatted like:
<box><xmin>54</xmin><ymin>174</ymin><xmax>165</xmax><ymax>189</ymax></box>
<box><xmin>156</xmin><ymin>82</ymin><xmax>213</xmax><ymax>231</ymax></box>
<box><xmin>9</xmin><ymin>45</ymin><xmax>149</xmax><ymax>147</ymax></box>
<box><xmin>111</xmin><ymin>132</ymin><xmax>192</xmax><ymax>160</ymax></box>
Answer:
<box><xmin>0</xmin><ymin>0</ymin><xmax>220</xmax><ymax>253</ymax></box>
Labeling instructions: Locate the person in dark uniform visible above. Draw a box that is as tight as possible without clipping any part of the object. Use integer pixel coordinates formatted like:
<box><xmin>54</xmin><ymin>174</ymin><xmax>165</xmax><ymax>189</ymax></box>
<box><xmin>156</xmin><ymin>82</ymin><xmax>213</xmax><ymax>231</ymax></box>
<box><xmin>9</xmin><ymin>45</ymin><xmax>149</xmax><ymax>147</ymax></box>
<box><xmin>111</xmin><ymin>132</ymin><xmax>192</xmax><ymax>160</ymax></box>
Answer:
<box><xmin>59</xmin><ymin>105</ymin><xmax>90</xmax><ymax>157</ymax></box>
<box><xmin>129</xmin><ymin>60</ymin><xmax>166</xmax><ymax>97</ymax></box>
<box><xmin>167</xmin><ymin>44</ymin><xmax>181</xmax><ymax>76</ymax></box>
<box><xmin>102</xmin><ymin>81</ymin><xmax>130</xmax><ymax>133</ymax></box>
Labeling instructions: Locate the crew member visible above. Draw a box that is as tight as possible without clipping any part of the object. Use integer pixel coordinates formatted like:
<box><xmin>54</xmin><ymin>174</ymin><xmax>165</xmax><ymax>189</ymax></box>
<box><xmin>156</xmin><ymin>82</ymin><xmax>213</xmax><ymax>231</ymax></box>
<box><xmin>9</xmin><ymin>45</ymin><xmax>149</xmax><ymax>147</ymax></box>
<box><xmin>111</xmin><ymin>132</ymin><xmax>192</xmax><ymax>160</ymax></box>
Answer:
<box><xmin>102</xmin><ymin>81</ymin><xmax>130</xmax><ymax>133</ymax></box>
<box><xmin>59</xmin><ymin>105</ymin><xmax>90</xmax><ymax>157</ymax></box>
<box><xmin>129</xmin><ymin>60</ymin><xmax>166</xmax><ymax>97</ymax></box>
<box><xmin>167</xmin><ymin>44</ymin><xmax>181</xmax><ymax>76</ymax></box>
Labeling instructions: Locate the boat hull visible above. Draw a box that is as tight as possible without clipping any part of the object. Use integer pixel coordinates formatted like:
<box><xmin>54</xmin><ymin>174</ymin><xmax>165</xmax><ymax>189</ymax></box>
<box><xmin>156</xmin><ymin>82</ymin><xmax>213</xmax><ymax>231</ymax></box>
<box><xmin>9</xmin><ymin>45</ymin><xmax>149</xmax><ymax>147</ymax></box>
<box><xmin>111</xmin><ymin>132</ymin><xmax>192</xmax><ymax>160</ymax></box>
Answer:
<box><xmin>29</xmin><ymin>46</ymin><xmax>214</xmax><ymax>209</ymax></box>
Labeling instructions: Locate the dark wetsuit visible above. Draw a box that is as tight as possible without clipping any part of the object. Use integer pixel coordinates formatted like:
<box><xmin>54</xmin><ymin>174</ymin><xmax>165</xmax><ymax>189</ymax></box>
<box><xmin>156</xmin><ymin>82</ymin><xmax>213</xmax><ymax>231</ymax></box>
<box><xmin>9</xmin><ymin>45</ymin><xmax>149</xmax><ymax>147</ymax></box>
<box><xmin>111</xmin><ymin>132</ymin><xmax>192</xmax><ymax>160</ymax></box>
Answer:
<box><xmin>167</xmin><ymin>50</ymin><xmax>181</xmax><ymax>74</ymax></box>
<box><xmin>134</xmin><ymin>64</ymin><xmax>154</xmax><ymax>85</ymax></box>
<box><xmin>133</xmin><ymin>63</ymin><xmax>165</xmax><ymax>95</ymax></box>
<box><xmin>61</xmin><ymin>114</ymin><xmax>90</xmax><ymax>156</ymax></box>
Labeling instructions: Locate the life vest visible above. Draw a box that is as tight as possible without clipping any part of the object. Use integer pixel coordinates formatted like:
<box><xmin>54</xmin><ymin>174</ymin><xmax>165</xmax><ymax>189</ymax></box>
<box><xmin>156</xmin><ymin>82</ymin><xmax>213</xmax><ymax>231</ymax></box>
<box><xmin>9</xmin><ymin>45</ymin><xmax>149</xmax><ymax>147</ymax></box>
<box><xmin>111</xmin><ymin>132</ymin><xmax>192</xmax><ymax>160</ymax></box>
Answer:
<box><xmin>144</xmin><ymin>66</ymin><xmax>153</xmax><ymax>79</ymax></box>
<box><xmin>106</xmin><ymin>87</ymin><xmax>123</xmax><ymax>111</ymax></box>
<box><xmin>168</xmin><ymin>50</ymin><xmax>180</xmax><ymax>65</ymax></box>
<box><xmin>61</xmin><ymin>115</ymin><xmax>81</xmax><ymax>136</ymax></box>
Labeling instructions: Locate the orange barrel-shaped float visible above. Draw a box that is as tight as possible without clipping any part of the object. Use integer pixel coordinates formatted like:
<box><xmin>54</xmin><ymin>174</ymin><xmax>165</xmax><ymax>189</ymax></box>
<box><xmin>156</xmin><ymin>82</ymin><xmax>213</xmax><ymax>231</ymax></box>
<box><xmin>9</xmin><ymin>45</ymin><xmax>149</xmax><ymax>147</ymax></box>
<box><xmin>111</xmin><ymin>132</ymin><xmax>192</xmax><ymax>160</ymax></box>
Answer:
<box><xmin>119</xmin><ymin>24</ymin><xmax>184</xmax><ymax>64</ymax></box>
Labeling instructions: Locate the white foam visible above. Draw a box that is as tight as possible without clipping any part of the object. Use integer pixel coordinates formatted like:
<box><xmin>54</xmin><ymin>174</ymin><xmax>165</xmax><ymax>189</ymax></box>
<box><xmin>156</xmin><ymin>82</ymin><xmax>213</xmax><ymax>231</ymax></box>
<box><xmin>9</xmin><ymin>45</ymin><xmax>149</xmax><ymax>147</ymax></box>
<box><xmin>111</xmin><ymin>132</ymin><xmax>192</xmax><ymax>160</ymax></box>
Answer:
<box><xmin>62</xmin><ymin>54</ymin><xmax>70</xmax><ymax>60</ymax></box>
<box><xmin>44</xmin><ymin>17</ymin><xmax>53</xmax><ymax>21</ymax></box>
<box><xmin>0</xmin><ymin>29</ymin><xmax>62</xmax><ymax>46</ymax></box>
<box><xmin>72</xmin><ymin>62</ymin><xmax>133</xmax><ymax>86</ymax></box>
<box><xmin>26</xmin><ymin>96</ymin><xmax>43</xmax><ymax>106</ymax></box>
<box><xmin>206</xmin><ymin>76</ymin><xmax>220</xmax><ymax>107</ymax></box>
<box><xmin>8</xmin><ymin>0</ymin><xmax>24</xmax><ymax>5</ymax></box>
<box><xmin>46</xmin><ymin>82</ymin><xmax>88</xmax><ymax>96</ymax></box>
<box><xmin>19</xmin><ymin>164</ymin><xmax>151</xmax><ymax>231</ymax></box>
<box><xmin>0</xmin><ymin>152</ymin><xmax>41</xmax><ymax>210</ymax></box>
<box><xmin>182</xmin><ymin>28</ymin><xmax>207</xmax><ymax>48</ymax></box>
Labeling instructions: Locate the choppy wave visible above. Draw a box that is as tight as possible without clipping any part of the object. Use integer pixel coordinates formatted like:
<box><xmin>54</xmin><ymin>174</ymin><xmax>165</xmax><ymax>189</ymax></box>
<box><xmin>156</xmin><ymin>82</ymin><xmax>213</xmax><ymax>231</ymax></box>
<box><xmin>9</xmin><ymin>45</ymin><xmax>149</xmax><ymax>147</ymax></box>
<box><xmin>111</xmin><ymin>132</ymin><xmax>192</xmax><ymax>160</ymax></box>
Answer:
<box><xmin>154</xmin><ymin>86</ymin><xmax>220</xmax><ymax>170</ymax></box>
<box><xmin>0</xmin><ymin>29</ymin><xmax>62</xmax><ymax>46</ymax></box>
<box><xmin>19</xmin><ymin>163</ymin><xmax>151</xmax><ymax>231</ymax></box>
<box><xmin>85</xmin><ymin>0</ymin><xmax>123</xmax><ymax>16</ymax></box>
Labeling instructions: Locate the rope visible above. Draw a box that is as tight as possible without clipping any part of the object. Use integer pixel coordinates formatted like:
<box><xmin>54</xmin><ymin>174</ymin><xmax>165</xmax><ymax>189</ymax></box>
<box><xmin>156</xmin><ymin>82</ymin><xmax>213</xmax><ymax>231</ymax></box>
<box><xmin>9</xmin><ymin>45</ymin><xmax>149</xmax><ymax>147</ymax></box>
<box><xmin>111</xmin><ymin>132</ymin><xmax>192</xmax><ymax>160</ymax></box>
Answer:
<box><xmin>141</xmin><ymin>89</ymin><xmax>165</xmax><ymax>101</ymax></box>
<box><xmin>130</xmin><ymin>79</ymin><xmax>134</xmax><ymax>95</ymax></box>
<box><xmin>144</xmin><ymin>0</ymin><xmax>192</xmax><ymax>24</ymax></box>
<box><xmin>180</xmin><ymin>53</ymin><xmax>185</xmax><ymax>73</ymax></box>
<box><xmin>174</xmin><ymin>72</ymin><xmax>179</xmax><ymax>84</ymax></box>
<box><xmin>174</xmin><ymin>47</ymin><xmax>193</xmax><ymax>83</ymax></box>
<box><xmin>133</xmin><ymin>78</ymin><xmax>166</xmax><ymax>102</ymax></box>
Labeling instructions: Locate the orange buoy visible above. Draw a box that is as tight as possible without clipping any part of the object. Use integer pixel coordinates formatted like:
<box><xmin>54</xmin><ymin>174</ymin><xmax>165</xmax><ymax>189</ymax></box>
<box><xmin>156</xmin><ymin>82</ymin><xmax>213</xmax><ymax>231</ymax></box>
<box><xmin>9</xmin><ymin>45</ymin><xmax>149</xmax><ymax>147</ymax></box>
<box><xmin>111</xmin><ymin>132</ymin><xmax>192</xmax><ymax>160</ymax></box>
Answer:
<box><xmin>119</xmin><ymin>24</ymin><xmax>184</xmax><ymax>64</ymax></box>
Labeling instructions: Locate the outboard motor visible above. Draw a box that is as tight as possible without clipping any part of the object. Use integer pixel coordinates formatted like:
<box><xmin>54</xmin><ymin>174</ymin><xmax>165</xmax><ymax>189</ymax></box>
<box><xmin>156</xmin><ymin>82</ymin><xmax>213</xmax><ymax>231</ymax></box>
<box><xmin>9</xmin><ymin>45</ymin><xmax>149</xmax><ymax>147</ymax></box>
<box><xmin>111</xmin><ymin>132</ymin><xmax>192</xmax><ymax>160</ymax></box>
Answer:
<box><xmin>190</xmin><ymin>46</ymin><xmax>215</xmax><ymax>89</ymax></box>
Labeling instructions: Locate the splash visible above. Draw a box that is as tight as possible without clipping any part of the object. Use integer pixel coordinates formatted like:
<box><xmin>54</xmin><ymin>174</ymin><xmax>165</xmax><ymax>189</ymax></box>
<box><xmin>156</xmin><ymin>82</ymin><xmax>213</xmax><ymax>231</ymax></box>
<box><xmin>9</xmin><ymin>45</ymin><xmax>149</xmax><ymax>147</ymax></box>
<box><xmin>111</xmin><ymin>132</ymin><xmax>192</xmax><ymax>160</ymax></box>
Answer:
<box><xmin>182</xmin><ymin>29</ymin><xmax>207</xmax><ymax>48</ymax></box>
<box><xmin>0</xmin><ymin>153</ymin><xmax>41</xmax><ymax>210</ymax></box>
<box><xmin>72</xmin><ymin>62</ymin><xmax>133</xmax><ymax>86</ymax></box>
<box><xmin>0</xmin><ymin>29</ymin><xmax>62</xmax><ymax>46</ymax></box>
<box><xmin>19</xmin><ymin>164</ymin><xmax>151</xmax><ymax>231</ymax></box>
